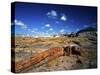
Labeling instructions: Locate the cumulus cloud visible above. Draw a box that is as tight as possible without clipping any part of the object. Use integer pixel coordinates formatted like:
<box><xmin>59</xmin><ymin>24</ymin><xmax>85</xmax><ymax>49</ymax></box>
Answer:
<box><xmin>46</xmin><ymin>9</ymin><xmax>68</xmax><ymax>23</ymax></box>
<box><xmin>46</xmin><ymin>10</ymin><xmax>68</xmax><ymax>22</ymax></box>
<box><xmin>49</xmin><ymin>28</ymin><xmax>53</xmax><ymax>31</ymax></box>
<box><xmin>13</xmin><ymin>19</ymin><xmax>27</xmax><ymax>29</ymax></box>
<box><xmin>46</xmin><ymin>10</ymin><xmax>57</xmax><ymax>18</ymax></box>
<box><xmin>45</xmin><ymin>24</ymin><xmax>51</xmax><ymax>27</ymax></box>
<box><xmin>61</xmin><ymin>14</ymin><xmax>67</xmax><ymax>21</ymax></box>
<box><xmin>31</xmin><ymin>28</ymin><xmax>38</xmax><ymax>33</ymax></box>
<box><xmin>60</xmin><ymin>29</ymin><xmax>65</xmax><ymax>33</ymax></box>
<box><xmin>31</xmin><ymin>30</ymin><xmax>35</xmax><ymax>33</ymax></box>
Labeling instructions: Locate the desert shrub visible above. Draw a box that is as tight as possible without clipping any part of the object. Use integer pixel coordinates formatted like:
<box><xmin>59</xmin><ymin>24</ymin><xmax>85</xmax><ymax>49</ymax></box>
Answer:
<box><xmin>88</xmin><ymin>38</ymin><xmax>97</xmax><ymax>41</ymax></box>
<box><xmin>72</xmin><ymin>41</ymin><xmax>81</xmax><ymax>46</ymax></box>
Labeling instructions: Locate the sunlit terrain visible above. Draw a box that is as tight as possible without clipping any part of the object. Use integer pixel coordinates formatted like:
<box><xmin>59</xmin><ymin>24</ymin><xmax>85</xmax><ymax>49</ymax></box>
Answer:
<box><xmin>11</xmin><ymin>2</ymin><xmax>97</xmax><ymax>73</ymax></box>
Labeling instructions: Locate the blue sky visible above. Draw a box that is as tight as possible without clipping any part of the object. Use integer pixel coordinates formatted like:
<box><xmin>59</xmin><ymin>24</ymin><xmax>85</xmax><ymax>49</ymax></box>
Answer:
<box><xmin>11</xmin><ymin>2</ymin><xmax>97</xmax><ymax>37</ymax></box>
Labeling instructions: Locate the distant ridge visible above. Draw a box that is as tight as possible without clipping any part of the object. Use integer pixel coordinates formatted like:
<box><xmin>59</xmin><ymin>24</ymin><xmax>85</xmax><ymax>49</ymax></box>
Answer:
<box><xmin>76</xmin><ymin>27</ymin><xmax>97</xmax><ymax>34</ymax></box>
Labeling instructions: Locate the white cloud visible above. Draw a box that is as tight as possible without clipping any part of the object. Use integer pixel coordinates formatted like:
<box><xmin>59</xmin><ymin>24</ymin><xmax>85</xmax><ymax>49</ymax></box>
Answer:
<box><xmin>46</xmin><ymin>10</ymin><xmax>67</xmax><ymax>22</ymax></box>
<box><xmin>46</xmin><ymin>10</ymin><xmax>57</xmax><ymax>18</ymax></box>
<box><xmin>60</xmin><ymin>29</ymin><xmax>65</xmax><ymax>33</ymax></box>
<box><xmin>31</xmin><ymin>30</ymin><xmax>35</xmax><ymax>33</ymax></box>
<box><xmin>49</xmin><ymin>28</ymin><xmax>53</xmax><ymax>31</ymax></box>
<box><xmin>47</xmin><ymin>12</ymin><xmax>51</xmax><ymax>15</ymax></box>
<box><xmin>61</xmin><ymin>14</ymin><xmax>67</xmax><ymax>21</ymax></box>
<box><xmin>31</xmin><ymin>28</ymin><xmax>38</xmax><ymax>33</ymax></box>
<box><xmin>51</xmin><ymin>10</ymin><xmax>57</xmax><ymax>16</ymax></box>
<box><xmin>13</xmin><ymin>19</ymin><xmax>27</xmax><ymax>29</ymax></box>
<box><xmin>45</xmin><ymin>24</ymin><xmax>51</xmax><ymax>27</ymax></box>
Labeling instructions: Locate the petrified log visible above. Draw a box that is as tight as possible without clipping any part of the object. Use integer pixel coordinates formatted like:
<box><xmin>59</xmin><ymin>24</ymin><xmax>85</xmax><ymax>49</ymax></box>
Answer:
<box><xmin>15</xmin><ymin>47</ymin><xmax>64</xmax><ymax>72</ymax></box>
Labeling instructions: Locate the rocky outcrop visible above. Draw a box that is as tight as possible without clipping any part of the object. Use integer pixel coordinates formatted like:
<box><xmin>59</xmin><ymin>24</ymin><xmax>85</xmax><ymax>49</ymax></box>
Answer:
<box><xmin>76</xmin><ymin>27</ymin><xmax>97</xmax><ymax>37</ymax></box>
<box><xmin>63</xmin><ymin>44</ymin><xmax>81</xmax><ymax>56</ymax></box>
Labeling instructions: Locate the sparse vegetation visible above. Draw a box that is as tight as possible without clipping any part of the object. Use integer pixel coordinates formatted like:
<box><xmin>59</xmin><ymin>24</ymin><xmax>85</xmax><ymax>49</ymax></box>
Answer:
<box><xmin>11</xmin><ymin>29</ymin><xmax>97</xmax><ymax>72</ymax></box>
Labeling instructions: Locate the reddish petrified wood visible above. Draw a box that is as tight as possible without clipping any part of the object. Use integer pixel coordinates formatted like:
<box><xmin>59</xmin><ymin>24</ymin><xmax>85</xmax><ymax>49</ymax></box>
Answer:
<box><xmin>15</xmin><ymin>45</ymin><xmax>81</xmax><ymax>72</ymax></box>
<box><xmin>15</xmin><ymin>47</ymin><xmax>64</xmax><ymax>72</ymax></box>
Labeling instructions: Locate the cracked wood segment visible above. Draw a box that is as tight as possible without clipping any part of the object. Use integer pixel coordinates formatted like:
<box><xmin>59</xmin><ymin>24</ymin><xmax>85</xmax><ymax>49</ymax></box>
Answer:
<box><xmin>15</xmin><ymin>47</ymin><xmax>64</xmax><ymax>73</ymax></box>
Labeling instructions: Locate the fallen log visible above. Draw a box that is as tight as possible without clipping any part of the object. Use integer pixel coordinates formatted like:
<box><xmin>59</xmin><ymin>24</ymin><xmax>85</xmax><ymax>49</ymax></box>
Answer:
<box><xmin>15</xmin><ymin>47</ymin><xmax>64</xmax><ymax>73</ymax></box>
<box><xmin>14</xmin><ymin>44</ymin><xmax>81</xmax><ymax>73</ymax></box>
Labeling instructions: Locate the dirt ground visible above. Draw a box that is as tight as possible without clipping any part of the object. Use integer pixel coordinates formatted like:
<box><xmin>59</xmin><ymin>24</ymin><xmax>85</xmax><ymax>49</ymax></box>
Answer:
<box><xmin>11</xmin><ymin>36</ymin><xmax>97</xmax><ymax>72</ymax></box>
